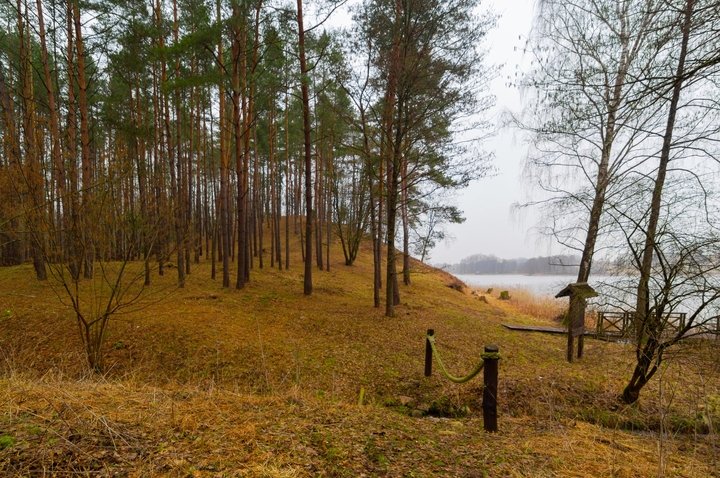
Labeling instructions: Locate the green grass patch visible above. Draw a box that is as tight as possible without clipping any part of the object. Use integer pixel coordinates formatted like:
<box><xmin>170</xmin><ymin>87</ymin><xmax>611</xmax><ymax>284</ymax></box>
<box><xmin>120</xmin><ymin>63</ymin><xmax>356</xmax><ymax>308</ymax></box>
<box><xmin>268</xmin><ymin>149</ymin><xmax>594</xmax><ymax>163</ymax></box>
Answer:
<box><xmin>0</xmin><ymin>435</ymin><xmax>15</xmax><ymax>450</ymax></box>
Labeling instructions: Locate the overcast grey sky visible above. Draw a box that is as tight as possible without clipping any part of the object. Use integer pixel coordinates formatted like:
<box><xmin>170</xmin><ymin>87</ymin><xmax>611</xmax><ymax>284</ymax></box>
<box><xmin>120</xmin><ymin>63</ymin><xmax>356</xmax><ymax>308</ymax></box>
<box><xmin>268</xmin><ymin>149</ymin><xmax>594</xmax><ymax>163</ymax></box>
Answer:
<box><xmin>430</xmin><ymin>0</ymin><xmax>546</xmax><ymax>265</ymax></box>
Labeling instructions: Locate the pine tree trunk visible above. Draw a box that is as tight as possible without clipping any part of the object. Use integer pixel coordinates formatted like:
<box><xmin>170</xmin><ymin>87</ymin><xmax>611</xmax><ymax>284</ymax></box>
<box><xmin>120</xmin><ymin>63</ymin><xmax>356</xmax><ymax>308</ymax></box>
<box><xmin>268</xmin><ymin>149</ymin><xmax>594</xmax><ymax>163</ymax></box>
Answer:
<box><xmin>326</xmin><ymin>143</ymin><xmax>332</xmax><ymax>272</ymax></box>
<box><xmin>18</xmin><ymin>0</ymin><xmax>47</xmax><ymax>280</ymax></box>
<box><xmin>73</xmin><ymin>0</ymin><xmax>93</xmax><ymax>279</ymax></box>
<box><xmin>65</xmin><ymin>2</ymin><xmax>82</xmax><ymax>279</ymax></box>
<box><xmin>37</xmin><ymin>0</ymin><xmax>67</xmax><ymax>264</ymax></box>
<box><xmin>171</xmin><ymin>0</ymin><xmax>186</xmax><ymax>287</ymax></box>
<box><xmin>383</xmin><ymin>0</ymin><xmax>403</xmax><ymax>317</ymax></box>
<box><xmin>254</xmin><ymin>124</ymin><xmax>263</xmax><ymax>269</ymax></box>
<box><xmin>217</xmin><ymin>0</ymin><xmax>230</xmax><ymax>287</ymax></box>
<box><xmin>285</xmin><ymin>90</ymin><xmax>290</xmax><ymax>270</ymax></box>
<box><xmin>401</xmin><ymin>157</ymin><xmax>410</xmax><ymax>286</ymax></box>
<box><xmin>232</xmin><ymin>1</ymin><xmax>248</xmax><ymax>289</ymax></box>
<box><xmin>0</xmin><ymin>60</ymin><xmax>24</xmax><ymax>266</ymax></box>
<box><xmin>315</xmin><ymin>147</ymin><xmax>323</xmax><ymax>270</ymax></box>
<box><xmin>133</xmin><ymin>86</ymin><xmax>151</xmax><ymax>286</ymax></box>
<box><xmin>297</xmin><ymin>0</ymin><xmax>313</xmax><ymax>295</ymax></box>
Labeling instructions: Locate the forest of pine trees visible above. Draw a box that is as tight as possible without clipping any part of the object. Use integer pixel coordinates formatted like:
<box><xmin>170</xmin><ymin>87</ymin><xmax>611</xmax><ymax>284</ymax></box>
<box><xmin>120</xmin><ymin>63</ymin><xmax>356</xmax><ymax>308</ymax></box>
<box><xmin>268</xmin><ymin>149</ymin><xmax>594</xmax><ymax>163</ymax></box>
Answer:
<box><xmin>0</xmin><ymin>0</ymin><xmax>493</xmax><ymax>315</ymax></box>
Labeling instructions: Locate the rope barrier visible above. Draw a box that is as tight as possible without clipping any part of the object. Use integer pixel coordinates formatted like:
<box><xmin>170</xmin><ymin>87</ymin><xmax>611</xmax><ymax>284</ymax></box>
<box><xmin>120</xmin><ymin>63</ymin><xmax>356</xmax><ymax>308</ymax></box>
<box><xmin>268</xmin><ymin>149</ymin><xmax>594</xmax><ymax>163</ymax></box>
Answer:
<box><xmin>427</xmin><ymin>334</ymin><xmax>489</xmax><ymax>384</ymax></box>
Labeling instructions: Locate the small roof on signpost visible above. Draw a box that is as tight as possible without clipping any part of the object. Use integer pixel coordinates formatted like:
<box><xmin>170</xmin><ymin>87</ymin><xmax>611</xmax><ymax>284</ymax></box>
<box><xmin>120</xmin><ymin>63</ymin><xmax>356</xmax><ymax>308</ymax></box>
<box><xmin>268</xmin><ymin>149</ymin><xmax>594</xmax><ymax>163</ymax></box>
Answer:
<box><xmin>554</xmin><ymin>282</ymin><xmax>598</xmax><ymax>299</ymax></box>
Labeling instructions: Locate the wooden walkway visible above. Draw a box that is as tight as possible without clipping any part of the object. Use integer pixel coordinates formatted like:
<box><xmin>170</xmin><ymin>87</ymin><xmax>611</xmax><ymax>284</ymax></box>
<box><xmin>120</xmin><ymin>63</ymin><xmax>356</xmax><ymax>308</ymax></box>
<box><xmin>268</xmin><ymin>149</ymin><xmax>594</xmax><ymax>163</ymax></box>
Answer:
<box><xmin>502</xmin><ymin>324</ymin><xmax>599</xmax><ymax>338</ymax></box>
<box><xmin>504</xmin><ymin>311</ymin><xmax>719</xmax><ymax>341</ymax></box>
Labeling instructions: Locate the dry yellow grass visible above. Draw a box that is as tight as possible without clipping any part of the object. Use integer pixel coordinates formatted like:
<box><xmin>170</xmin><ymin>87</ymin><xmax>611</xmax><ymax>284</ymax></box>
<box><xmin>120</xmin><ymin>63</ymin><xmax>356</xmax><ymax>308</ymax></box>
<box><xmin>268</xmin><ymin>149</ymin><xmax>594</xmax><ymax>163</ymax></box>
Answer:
<box><xmin>0</xmin><ymin>236</ymin><xmax>719</xmax><ymax>476</ymax></box>
<box><xmin>478</xmin><ymin>286</ymin><xmax>566</xmax><ymax>324</ymax></box>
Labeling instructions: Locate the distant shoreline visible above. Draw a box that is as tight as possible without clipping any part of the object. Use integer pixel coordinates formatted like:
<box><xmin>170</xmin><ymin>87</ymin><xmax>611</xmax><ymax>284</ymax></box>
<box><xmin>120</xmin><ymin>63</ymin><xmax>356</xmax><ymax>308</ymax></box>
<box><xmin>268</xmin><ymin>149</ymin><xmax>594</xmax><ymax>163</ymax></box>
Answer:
<box><xmin>438</xmin><ymin>254</ymin><xmax>613</xmax><ymax>277</ymax></box>
<box><xmin>452</xmin><ymin>272</ymin><xmax>578</xmax><ymax>277</ymax></box>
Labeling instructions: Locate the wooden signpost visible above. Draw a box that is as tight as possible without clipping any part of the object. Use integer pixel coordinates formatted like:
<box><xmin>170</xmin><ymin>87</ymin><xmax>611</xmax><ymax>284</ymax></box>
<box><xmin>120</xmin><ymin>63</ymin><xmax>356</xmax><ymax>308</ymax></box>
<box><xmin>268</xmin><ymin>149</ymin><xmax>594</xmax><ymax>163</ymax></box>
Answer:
<box><xmin>555</xmin><ymin>282</ymin><xmax>598</xmax><ymax>362</ymax></box>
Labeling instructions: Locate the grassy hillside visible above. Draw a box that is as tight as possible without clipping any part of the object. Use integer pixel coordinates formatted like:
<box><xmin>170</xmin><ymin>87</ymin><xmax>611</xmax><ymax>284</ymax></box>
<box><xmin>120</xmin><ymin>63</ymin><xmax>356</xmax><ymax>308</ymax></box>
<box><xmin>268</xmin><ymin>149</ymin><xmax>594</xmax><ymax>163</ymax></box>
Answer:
<box><xmin>0</xmin><ymin>240</ymin><xmax>718</xmax><ymax>476</ymax></box>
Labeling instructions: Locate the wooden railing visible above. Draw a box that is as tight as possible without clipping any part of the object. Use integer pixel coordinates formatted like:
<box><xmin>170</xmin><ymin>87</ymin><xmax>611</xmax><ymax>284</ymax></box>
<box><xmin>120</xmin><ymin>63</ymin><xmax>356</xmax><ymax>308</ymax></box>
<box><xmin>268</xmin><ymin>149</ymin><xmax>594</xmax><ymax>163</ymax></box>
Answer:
<box><xmin>596</xmin><ymin>311</ymin><xmax>688</xmax><ymax>338</ymax></box>
<box><xmin>596</xmin><ymin>311</ymin><xmax>631</xmax><ymax>337</ymax></box>
<box><xmin>698</xmin><ymin>316</ymin><xmax>720</xmax><ymax>337</ymax></box>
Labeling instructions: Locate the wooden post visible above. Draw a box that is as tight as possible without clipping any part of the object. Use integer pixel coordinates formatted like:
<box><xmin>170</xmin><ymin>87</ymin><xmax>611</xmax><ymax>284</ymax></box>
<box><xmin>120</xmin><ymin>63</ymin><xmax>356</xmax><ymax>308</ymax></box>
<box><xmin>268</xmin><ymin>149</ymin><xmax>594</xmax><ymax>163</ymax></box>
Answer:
<box><xmin>566</xmin><ymin>296</ymin><xmax>576</xmax><ymax>363</ymax></box>
<box><xmin>577</xmin><ymin>334</ymin><xmax>584</xmax><ymax>359</ymax></box>
<box><xmin>577</xmin><ymin>299</ymin><xmax>587</xmax><ymax>359</ymax></box>
<box><xmin>424</xmin><ymin>329</ymin><xmax>434</xmax><ymax>377</ymax></box>
<box><xmin>482</xmin><ymin>344</ymin><xmax>499</xmax><ymax>432</ymax></box>
<box><xmin>567</xmin><ymin>295</ymin><xmax>586</xmax><ymax>362</ymax></box>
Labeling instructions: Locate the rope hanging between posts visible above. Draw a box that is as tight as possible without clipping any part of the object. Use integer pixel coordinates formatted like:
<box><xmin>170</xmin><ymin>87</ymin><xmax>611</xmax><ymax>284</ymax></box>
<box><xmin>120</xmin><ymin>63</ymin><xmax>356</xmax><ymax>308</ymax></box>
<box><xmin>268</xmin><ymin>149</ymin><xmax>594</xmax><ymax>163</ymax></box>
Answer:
<box><xmin>424</xmin><ymin>330</ymin><xmax>501</xmax><ymax>432</ymax></box>
<box><xmin>426</xmin><ymin>334</ymin><xmax>491</xmax><ymax>384</ymax></box>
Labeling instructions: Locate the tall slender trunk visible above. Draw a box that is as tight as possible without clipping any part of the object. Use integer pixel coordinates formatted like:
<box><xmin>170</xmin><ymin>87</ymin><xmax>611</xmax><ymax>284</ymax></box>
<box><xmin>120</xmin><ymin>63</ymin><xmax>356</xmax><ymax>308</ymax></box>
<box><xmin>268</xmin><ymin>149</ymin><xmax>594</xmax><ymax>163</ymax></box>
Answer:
<box><xmin>65</xmin><ymin>2</ymin><xmax>81</xmax><ymax>279</ymax></box>
<box><xmin>269</xmin><ymin>104</ymin><xmax>281</xmax><ymax>269</ymax></box>
<box><xmin>37</xmin><ymin>0</ymin><xmax>66</xmax><ymax>262</ymax></box>
<box><xmin>187</xmin><ymin>67</ymin><xmax>198</xmax><ymax>271</ymax></box>
<box><xmin>195</xmin><ymin>87</ymin><xmax>204</xmax><ymax>265</ymax></box>
<box><xmin>363</xmin><ymin>111</ymin><xmax>380</xmax><ymax>307</ymax></box>
<box><xmin>268</xmin><ymin>176</ymin><xmax>273</xmax><ymax>264</ymax></box>
<box><xmin>401</xmin><ymin>155</ymin><xmax>410</xmax><ymax>286</ymax></box>
<box><xmin>383</xmin><ymin>0</ymin><xmax>403</xmax><ymax>317</ymax></box>
<box><xmin>244</xmin><ymin>1</ymin><xmax>262</xmax><ymax>280</ymax></box>
<box><xmin>232</xmin><ymin>1</ymin><xmax>248</xmax><ymax>289</ymax></box>
<box><xmin>209</xmin><ymin>102</ymin><xmax>218</xmax><ymax>279</ymax></box>
<box><xmin>388</xmin><ymin>111</ymin><xmax>402</xmax><ymax>310</ymax></box>
<box><xmin>217</xmin><ymin>0</ymin><xmax>230</xmax><ymax>287</ymax></box>
<box><xmin>0</xmin><ymin>60</ymin><xmax>23</xmax><ymax>266</ymax></box>
<box><xmin>295</xmin><ymin>151</ymin><xmax>301</xmax><ymax>235</ymax></box>
<box><xmin>622</xmin><ymin>0</ymin><xmax>695</xmax><ymax>405</ymax></box>
<box><xmin>285</xmin><ymin>87</ymin><xmax>290</xmax><ymax>270</ymax></box>
<box><xmin>171</xmin><ymin>0</ymin><xmax>186</xmax><ymax>287</ymax></box>
<box><xmin>254</xmin><ymin>120</ymin><xmax>263</xmax><ymax>269</ymax></box>
<box><xmin>18</xmin><ymin>0</ymin><xmax>47</xmax><ymax>280</ymax></box>
<box><xmin>297</xmin><ymin>0</ymin><xmax>313</xmax><ymax>295</ymax></box>
<box><xmin>202</xmin><ymin>106</ymin><xmax>210</xmax><ymax>262</ymax></box>
<box><xmin>315</xmin><ymin>145</ymin><xmax>324</xmax><ymax>270</ymax></box>
<box><xmin>73</xmin><ymin>0</ymin><xmax>93</xmax><ymax>279</ymax></box>
<box><xmin>569</xmin><ymin>8</ymin><xmax>636</xmax><ymax>361</ymax></box>
<box><xmin>325</xmin><ymin>140</ymin><xmax>332</xmax><ymax>272</ymax></box>
<box><xmin>277</xmin><ymin>159</ymin><xmax>283</xmax><ymax>270</ymax></box>
<box><xmin>150</xmin><ymin>21</ymin><xmax>166</xmax><ymax>277</ymax></box>
<box><xmin>133</xmin><ymin>86</ymin><xmax>151</xmax><ymax>286</ymax></box>
<box><xmin>158</xmin><ymin>0</ymin><xmax>180</xmax><ymax>285</ymax></box>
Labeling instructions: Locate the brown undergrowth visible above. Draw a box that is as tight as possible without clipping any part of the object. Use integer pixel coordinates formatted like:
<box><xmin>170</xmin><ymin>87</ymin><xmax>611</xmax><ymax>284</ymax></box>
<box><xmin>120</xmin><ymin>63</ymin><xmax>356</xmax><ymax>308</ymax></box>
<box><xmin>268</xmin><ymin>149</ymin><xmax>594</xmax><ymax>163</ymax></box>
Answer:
<box><xmin>0</xmin><ymin>238</ymin><xmax>719</xmax><ymax>476</ymax></box>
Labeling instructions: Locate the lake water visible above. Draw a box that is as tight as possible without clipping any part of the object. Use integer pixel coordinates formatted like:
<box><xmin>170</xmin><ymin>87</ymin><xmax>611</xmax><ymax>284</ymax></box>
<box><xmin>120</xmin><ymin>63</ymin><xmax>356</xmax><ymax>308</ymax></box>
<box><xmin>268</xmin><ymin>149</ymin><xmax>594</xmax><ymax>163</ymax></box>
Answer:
<box><xmin>455</xmin><ymin>273</ymin><xmax>720</xmax><ymax>334</ymax></box>
<box><xmin>454</xmin><ymin>274</ymin><xmax>620</xmax><ymax>297</ymax></box>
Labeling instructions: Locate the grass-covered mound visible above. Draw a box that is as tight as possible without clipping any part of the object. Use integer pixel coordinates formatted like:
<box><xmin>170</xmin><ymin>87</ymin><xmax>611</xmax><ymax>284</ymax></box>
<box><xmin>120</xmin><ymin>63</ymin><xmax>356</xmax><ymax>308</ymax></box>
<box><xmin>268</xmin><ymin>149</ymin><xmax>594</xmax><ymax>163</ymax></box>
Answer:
<box><xmin>0</xmin><ymin>241</ymin><xmax>718</xmax><ymax>476</ymax></box>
